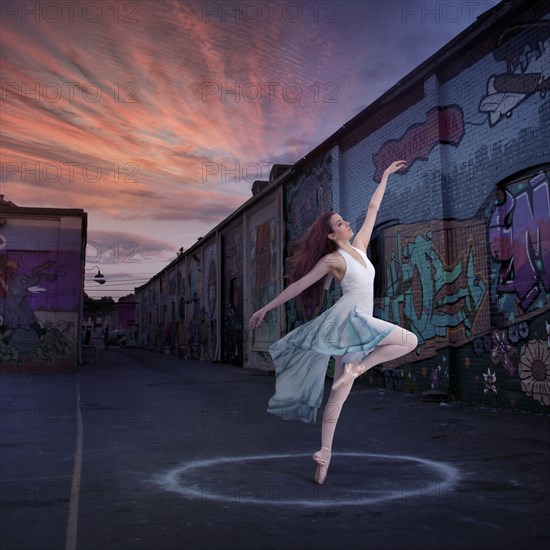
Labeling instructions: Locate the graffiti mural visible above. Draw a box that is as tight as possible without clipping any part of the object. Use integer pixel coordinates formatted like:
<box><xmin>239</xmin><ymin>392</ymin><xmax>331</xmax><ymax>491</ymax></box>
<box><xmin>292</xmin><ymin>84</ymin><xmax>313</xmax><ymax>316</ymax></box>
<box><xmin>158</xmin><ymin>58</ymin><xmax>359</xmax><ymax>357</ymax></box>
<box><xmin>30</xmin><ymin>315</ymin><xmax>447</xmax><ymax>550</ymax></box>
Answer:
<box><xmin>471</xmin><ymin>168</ymin><xmax>550</xmax><ymax>408</ymax></box>
<box><xmin>177</xmin><ymin>268</ymin><xmax>185</xmax><ymax>352</ymax></box>
<box><xmin>166</xmin><ymin>268</ymin><xmax>177</xmax><ymax>351</ymax></box>
<box><xmin>483</xmin><ymin>367</ymin><xmax>498</xmax><ymax>395</ymax></box>
<box><xmin>374</xmin><ymin>220</ymin><xmax>489</xmax><ymax>360</ymax></box>
<box><xmin>222</xmin><ymin>227</ymin><xmax>243</xmax><ymax>365</ymax></box>
<box><xmin>519</xmin><ymin>338</ymin><xmax>550</xmax><ymax>406</ymax></box>
<box><xmin>490</xmin><ymin>329</ymin><xmax>516</xmax><ymax>375</ymax></box>
<box><xmin>489</xmin><ymin>170</ymin><xmax>550</xmax><ymax>316</ymax></box>
<box><xmin>0</xmin><ymin>249</ymin><xmax>78</xmax><ymax>367</ymax></box>
<box><xmin>187</xmin><ymin>258</ymin><xmax>201</xmax><ymax>358</ymax></box>
<box><xmin>250</xmin><ymin>217</ymin><xmax>278</xmax><ymax>352</ymax></box>
<box><xmin>201</xmin><ymin>243</ymin><xmax>217</xmax><ymax>361</ymax></box>
<box><xmin>373</xmin><ymin>105</ymin><xmax>465</xmax><ymax>181</ymax></box>
<box><xmin>479</xmin><ymin>22</ymin><xmax>550</xmax><ymax>126</ymax></box>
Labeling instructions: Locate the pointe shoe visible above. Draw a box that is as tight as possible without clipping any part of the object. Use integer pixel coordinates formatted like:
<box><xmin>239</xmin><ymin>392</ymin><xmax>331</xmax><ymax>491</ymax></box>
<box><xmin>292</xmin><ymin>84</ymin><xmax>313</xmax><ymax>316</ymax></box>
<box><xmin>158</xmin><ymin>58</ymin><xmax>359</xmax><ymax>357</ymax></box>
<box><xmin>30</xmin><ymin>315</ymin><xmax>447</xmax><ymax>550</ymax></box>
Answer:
<box><xmin>331</xmin><ymin>360</ymin><xmax>369</xmax><ymax>390</ymax></box>
<box><xmin>313</xmin><ymin>446</ymin><xmax>332</xmax><ymax>485</ymax></box>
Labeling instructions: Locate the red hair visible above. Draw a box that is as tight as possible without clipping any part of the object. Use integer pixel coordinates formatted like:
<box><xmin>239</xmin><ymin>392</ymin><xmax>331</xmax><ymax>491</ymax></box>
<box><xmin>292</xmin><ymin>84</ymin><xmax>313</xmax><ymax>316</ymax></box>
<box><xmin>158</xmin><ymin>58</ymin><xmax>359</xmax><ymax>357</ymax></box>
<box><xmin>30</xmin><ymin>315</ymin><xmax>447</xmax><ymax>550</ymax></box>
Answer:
<box><xmin>286</xmin><ymin>211</ymin><xmax>338</xmax><ymax>315</ymax></box>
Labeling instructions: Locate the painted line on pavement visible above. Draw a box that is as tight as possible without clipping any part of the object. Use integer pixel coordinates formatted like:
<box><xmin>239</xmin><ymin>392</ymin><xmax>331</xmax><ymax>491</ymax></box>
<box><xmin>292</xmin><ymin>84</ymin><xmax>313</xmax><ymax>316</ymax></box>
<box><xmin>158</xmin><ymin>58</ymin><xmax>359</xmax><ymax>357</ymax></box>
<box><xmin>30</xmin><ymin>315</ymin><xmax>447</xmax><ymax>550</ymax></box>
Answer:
<box><xmin>65</xmin><ymin>373</ymin><xmax>83</xmax><ymax>550</ymax></box>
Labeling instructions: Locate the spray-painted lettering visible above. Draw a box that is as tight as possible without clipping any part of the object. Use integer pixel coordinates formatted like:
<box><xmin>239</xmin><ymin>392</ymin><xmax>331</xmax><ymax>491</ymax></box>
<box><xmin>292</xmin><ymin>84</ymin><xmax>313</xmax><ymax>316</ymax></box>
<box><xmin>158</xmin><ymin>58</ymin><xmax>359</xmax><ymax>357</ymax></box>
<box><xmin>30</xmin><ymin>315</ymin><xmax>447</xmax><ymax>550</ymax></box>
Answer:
<box><xmin>489</xmin><ymin>171</ymin><xmax>550</xmax><ymax>312</ymax></box>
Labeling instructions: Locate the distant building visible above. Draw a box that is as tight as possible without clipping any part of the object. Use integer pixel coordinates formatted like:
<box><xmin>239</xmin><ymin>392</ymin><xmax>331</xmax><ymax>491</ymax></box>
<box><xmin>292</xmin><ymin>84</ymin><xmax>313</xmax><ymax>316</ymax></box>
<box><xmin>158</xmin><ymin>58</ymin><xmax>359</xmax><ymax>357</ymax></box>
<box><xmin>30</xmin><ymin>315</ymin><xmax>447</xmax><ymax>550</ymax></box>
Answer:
<box><xmin>115</xmin><ymin>294</ymin><xmax>138</xmax><ymax>331</ymax></box>
<box><xmin>103</xmin><ymin>294</ymin><xmax>138</xmax><ymax>334</ymax></box>
<box><xmin>0</xmin><ymin>195</ymin><xmax>87</xmax><ymax>372</ymax></box>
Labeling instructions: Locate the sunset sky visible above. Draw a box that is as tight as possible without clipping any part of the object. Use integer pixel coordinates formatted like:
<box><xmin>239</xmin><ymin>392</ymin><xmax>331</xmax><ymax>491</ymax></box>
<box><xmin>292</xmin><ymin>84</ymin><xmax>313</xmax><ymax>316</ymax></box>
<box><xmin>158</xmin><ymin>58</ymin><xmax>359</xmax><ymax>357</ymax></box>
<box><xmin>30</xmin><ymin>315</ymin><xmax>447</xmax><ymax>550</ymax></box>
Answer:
<box><xmin>0</xmin><ymin>0</ymin><xmax>495</xmax><ymax>297</ymax></box>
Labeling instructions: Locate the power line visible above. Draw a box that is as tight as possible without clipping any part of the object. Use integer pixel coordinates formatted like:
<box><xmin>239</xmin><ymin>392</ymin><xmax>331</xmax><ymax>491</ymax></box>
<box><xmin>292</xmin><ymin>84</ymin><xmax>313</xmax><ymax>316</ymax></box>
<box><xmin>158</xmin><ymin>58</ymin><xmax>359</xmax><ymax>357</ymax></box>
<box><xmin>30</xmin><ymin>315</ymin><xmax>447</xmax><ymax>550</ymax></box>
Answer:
<box><xmin>84</xmin><ymin>281</ymin><xmax>150</xmax><ymax>286</ymax></box>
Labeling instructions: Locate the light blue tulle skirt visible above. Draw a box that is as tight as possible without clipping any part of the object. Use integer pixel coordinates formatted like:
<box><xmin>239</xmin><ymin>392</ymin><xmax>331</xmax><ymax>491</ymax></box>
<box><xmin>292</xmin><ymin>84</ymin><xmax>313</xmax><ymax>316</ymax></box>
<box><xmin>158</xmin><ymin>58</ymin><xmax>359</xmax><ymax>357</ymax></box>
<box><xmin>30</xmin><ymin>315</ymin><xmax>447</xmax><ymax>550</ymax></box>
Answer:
<box><xmin>267</xmin><ymin>292</ymin><xmax>396</xmax><ymax>423</ymax></box>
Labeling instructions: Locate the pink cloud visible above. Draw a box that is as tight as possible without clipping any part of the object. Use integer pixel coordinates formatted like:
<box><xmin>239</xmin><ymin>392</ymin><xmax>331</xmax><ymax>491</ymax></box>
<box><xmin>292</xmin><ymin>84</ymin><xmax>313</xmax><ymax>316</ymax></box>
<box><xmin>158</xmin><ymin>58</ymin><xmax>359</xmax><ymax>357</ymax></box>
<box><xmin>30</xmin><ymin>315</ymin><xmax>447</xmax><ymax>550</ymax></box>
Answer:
<box><xmin>2</xmin><ymin>0</ymin><xmax>475</xmax><ymax>296</ymax></box>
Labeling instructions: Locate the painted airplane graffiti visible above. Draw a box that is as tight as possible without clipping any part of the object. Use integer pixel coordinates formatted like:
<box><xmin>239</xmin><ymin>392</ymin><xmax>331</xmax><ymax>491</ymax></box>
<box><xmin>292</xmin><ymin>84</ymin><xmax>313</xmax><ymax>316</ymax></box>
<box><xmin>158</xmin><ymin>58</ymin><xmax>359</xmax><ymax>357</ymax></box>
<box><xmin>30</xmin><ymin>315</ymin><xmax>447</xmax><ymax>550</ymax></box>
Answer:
<box><xmin>373</xmin><ymin>105</ymin><xmax>465</xmax><ymax>182</ymax></box>
<box><xmin>479</xmin><ymin>22</ymin><xmax>550</xmax><ymax>126</ymax></box>
<box><xmin>375</xmin><ymin>232</ymin><xmax>487</xmax><ymax>351</ymax></box>
<box><xmin>489</xmin><ymin>171</ymin><xmax>550</xmax><ymax>311</ymax></box>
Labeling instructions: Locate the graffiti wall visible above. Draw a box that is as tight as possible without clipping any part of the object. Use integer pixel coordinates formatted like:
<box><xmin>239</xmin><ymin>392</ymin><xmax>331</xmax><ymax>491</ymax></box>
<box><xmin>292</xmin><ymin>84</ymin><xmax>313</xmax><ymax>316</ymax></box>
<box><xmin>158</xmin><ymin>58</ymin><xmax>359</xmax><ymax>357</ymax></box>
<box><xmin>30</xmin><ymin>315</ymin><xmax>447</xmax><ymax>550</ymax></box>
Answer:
<box><xmin>133</xmin><ymin>1</ymin><xmax>549</xmax><ymax>413</ymax></box>
<box><xmin>0</xmin><ymin>216</ymin><xmax>84</xmax><ymax>372</ymax></box>
<box><xmin>336</xmin><ymin>7</ymin><xmax>549</xmax><ymax>410</ymax></box>
<box><xmin>366</xmin><ymin>167</ymin><xmax>549</xmax><ymax>409</ymax></box>
<box><xmin>470</xmin><ymin>168</ymin><xmax>550</xmax><ymax>409</ymax></box>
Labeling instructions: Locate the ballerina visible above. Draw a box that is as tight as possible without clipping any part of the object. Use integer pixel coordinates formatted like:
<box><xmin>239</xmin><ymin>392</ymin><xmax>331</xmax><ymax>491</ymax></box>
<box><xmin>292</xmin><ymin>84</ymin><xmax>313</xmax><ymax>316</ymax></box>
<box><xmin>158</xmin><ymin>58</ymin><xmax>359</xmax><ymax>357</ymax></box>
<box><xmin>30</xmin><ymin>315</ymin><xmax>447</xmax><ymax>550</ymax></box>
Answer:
<box><xmin>249</xmin><ymin>160</ymin><xmax>418</xmax><ymax>484</ymax></box>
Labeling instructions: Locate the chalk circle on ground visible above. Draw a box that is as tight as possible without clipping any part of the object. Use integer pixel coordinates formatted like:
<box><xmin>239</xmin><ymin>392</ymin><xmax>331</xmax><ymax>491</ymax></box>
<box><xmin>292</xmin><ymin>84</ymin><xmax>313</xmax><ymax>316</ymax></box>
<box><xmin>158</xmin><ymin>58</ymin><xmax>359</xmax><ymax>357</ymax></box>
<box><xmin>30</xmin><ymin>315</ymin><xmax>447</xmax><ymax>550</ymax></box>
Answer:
<box><xmin>155</xmin><ymin>452</ymin><xmax>460</xmax><ymax>507</ymax></box>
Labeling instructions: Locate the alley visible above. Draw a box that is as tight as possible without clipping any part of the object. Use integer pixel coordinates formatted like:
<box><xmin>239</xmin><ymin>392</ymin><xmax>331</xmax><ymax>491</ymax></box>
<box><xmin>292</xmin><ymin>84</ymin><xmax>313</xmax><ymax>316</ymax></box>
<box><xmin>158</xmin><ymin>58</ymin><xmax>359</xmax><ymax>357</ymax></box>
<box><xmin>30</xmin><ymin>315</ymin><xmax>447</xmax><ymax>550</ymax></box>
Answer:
<box><xmin>1</xmin><ymin>347</ymin><xmax>549</xmax><ymax>550</ymax></box>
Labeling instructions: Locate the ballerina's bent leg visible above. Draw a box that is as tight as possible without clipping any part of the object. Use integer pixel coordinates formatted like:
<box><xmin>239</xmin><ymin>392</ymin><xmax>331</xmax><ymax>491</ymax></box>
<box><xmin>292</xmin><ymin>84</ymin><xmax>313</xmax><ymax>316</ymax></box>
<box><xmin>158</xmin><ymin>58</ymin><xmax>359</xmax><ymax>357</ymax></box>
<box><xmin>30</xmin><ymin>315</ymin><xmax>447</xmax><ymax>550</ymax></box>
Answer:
<box><xmin>332</xmin><ymin>327</ymin><xmax>418</xmax><ymax>390</ymax></box>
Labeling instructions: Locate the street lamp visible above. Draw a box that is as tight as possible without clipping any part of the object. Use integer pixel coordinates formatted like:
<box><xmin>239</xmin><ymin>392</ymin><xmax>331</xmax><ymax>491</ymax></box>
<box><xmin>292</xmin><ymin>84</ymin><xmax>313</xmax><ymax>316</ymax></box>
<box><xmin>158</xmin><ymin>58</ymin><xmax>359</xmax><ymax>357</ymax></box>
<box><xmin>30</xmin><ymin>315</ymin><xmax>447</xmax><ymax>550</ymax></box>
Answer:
<box><xmin>86</xmin><ymin>266</ymin><xmax>106</xmax><ymax>284</ymax></box>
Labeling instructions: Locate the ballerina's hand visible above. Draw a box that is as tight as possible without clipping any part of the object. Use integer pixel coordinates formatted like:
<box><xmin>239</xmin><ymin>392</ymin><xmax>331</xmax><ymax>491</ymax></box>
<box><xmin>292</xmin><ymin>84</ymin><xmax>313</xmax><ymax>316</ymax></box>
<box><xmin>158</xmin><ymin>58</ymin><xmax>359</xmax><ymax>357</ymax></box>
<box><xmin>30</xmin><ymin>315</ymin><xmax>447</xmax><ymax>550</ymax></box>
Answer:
<box><xmin>249</xmin><ymin>310</ymin><xmax>266</xmax><ymax>329</ymax></box>
<box><xmin>384</xmin><ymin>160</ymin><xmax>407</xmax><ymax>175</ymax></box>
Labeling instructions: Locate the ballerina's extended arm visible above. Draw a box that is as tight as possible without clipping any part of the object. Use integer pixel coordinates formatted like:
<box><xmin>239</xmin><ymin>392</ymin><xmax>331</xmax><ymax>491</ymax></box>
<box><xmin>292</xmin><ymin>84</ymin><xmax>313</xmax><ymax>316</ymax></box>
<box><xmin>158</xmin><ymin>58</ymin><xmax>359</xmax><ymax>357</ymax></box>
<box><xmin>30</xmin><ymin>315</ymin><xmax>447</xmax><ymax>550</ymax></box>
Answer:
<box><xmin>352</xmin><ymin>160</ymin><xmax>407</xmax><ymax>251</ymax></box>
<box><xmin>248</xmin><ymin>257</ymin><xmax>334</xmax><ymax>329</ymax></box>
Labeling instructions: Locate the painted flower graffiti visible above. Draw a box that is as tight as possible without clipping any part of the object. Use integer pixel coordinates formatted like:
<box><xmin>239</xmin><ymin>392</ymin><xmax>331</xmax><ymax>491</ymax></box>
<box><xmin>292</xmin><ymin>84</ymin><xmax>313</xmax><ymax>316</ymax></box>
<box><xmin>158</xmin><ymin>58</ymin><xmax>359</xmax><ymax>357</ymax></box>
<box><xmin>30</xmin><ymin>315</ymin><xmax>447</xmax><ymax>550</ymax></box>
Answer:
<box><xmin>490</xmin><ymin>329</ymin><xmax>515</xmax><ymax>374</ymax></box>
<box><xmin>483</xmin><ymin>368</ymin><xmax>497</xmax><ymax>395</ymax></box>
<box><xmin>519</xmin><ymin>339</ymin><xmax>550</xmax><ymax>407</ymax></box>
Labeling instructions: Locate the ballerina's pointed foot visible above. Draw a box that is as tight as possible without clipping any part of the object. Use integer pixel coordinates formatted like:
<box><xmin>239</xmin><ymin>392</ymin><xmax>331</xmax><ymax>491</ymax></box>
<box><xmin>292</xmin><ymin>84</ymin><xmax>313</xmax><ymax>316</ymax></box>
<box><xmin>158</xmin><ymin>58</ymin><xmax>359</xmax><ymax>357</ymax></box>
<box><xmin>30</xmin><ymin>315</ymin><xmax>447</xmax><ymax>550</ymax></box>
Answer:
<box><xmin>313</xmin><ymin>446</ymin><xmax>332</xmax><ymax>485</ymax></box>
<box><xmin>331</xmin><ymin>360</ymin><xmax>369</xmax><ymax>390</ymax></box>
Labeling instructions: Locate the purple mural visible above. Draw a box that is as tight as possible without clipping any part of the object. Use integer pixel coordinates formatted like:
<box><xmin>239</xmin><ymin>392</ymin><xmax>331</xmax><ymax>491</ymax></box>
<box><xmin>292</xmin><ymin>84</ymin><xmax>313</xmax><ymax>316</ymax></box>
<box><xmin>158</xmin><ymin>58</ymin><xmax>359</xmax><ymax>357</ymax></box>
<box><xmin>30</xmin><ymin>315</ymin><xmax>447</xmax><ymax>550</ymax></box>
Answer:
<box><xmin>0</xmin><ymin>249</ymin><xmax>80</xmax><ymax>365</ymax></box>
<box><xmin>489</xmin><ymin>171</ymin><xmax>550</xmax><ymax>312</ymax></box>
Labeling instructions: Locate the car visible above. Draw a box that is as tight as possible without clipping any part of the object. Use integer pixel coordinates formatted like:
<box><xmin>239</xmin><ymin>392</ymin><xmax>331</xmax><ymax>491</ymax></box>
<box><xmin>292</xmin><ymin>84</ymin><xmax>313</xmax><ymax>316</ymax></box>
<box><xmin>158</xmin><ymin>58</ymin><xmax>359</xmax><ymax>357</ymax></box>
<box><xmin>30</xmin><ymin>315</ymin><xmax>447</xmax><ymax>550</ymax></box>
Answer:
<box><xmin>109</xmin><ymin>330</ymin><xmax>127</xmax><ymax>347</ymax></box>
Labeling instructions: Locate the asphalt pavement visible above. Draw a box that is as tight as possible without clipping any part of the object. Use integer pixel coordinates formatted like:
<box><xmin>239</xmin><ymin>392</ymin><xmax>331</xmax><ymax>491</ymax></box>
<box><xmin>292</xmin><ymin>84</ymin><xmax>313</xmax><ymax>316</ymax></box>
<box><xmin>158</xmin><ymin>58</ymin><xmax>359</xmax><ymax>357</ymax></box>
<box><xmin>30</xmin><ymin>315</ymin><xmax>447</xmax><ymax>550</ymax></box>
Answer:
<box><xmin>1</xmin><ymin>344</ymin><xmax>549</xmax><ymax>550</ymax></box>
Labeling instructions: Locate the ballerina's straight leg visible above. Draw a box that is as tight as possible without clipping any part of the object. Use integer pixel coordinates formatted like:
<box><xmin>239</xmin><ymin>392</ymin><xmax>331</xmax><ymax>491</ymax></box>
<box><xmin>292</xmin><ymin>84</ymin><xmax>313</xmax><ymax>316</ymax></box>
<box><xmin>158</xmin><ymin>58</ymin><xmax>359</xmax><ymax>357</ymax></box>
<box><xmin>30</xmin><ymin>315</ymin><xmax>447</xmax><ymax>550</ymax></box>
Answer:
<box><xmin>313</xmin><ymin>355</ymin><xmax>355</xmax><ymax>484</ymax></box>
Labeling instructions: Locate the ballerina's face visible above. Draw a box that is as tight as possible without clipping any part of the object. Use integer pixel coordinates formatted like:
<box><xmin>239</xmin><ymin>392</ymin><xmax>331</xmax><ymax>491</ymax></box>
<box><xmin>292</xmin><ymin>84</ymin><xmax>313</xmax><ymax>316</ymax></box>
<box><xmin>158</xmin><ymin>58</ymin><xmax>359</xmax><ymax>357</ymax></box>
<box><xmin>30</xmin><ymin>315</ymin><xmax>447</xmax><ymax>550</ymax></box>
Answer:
<box><xmin>328</xmin><ymin>213</ymin><xmax>353</xmax><ymax>242</ymax></box>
